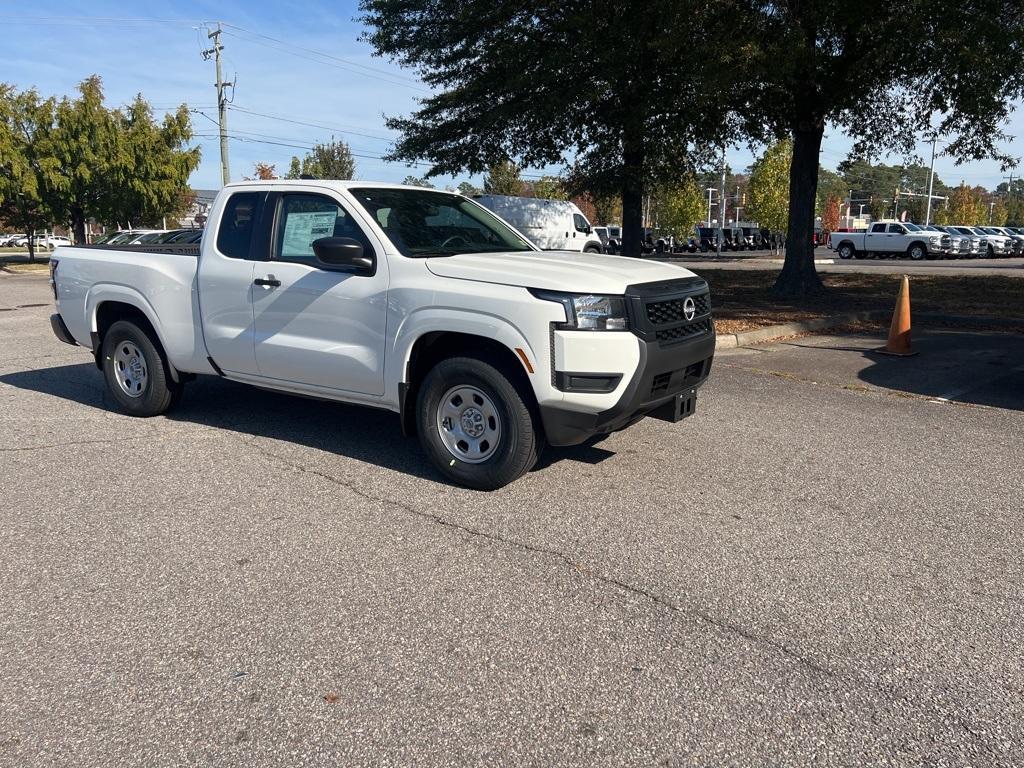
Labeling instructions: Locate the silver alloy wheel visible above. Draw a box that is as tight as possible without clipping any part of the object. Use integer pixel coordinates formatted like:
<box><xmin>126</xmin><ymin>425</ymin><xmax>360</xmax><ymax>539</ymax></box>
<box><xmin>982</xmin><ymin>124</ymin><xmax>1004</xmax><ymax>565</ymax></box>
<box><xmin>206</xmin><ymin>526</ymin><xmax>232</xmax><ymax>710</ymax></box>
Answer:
<box><xmin>436</xmin><ymin>385</ymin><xmax>501</xmax><ymax>464</ymax></box>
<box><xmin>838</xmin><ymin>244</ymin><xmax>853</xmax><ymax>259</ymax></box>
<box><xmin>910</xmin><ymin>244</ymin><xmax>925</xmax><ymax>260</ymax></box>
<box><xmin>113</xmin><ymin>340</ymin><xmax>148</xmax><ymax>398</ymax></box>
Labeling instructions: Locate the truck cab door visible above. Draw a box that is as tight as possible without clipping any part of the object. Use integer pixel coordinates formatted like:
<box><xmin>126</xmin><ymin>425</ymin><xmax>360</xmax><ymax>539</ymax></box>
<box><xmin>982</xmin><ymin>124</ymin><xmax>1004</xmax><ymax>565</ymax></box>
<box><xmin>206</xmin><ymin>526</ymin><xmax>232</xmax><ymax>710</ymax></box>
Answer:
<box><xmin>197</xmin><ymin>190</ymin><xmax>265</xmax><ymax>375</ymax></box>
<box><xmin>250</xmin><ymin>191</ymin><xmax>388</xmax><ymax>397</ymax></box>
<box><xmin>864</xmin><ymin>222</ymin><xmax>887</xmax><ymax>251</ymax></box>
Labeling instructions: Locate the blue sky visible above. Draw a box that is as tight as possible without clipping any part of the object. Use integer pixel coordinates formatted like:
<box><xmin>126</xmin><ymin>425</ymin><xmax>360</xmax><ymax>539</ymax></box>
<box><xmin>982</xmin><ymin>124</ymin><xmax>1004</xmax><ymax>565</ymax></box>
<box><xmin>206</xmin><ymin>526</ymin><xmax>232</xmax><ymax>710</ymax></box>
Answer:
<box><xmin>2</xmin><ymin>1</ymin><xmax>1021</xmax><ymax>193</ymax></box>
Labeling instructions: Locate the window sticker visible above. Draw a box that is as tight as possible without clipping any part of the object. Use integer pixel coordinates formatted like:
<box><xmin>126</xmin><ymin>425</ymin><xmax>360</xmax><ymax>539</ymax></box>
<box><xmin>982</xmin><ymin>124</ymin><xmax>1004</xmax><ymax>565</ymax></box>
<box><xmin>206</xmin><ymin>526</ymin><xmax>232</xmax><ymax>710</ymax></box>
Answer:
<box><xmin>281</xmin><ymin>210</ymin><xmax>337</xmax><ymax>256</ymax></box>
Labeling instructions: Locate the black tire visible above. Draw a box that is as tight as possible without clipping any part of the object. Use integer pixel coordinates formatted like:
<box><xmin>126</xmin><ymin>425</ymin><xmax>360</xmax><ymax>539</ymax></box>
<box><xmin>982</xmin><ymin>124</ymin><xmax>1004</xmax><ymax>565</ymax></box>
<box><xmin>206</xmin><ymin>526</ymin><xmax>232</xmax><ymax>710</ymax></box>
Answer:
<box><xmin>583</xmin><ymin>246</ymin><xmax>601</xmax><ymax>254</ymax></box>
<box><xmin>416</xmin><ymin>356</ymin><xmax>541</xmax><ymax>490</ymax></box>
<box><xmin>101</xmin><ymin>319</ymin><xmax>181</xmax><ymax>417</ymax></box>
<box><xmin>908</xmin><ymin>243</ymin><xmax>926</xmax><ymax>261</ymax></box>
<box><xmin>837</xmin><ymin>243</ymin><xmax>855</xmax><ymax>260</ymax></box>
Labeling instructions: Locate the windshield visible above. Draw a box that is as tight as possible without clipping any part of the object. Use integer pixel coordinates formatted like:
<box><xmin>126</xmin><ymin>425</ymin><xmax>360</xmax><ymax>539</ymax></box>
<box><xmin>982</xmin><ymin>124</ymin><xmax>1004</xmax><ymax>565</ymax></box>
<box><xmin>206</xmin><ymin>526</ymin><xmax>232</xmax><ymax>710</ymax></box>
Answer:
<box><xmin>349</xmin><ymin>187</ymin><xmax>534</xmax><ymax>257</ymax></box>
<box><xmin>904</xmin><ymin>223</ymin><xmax>922</xmax><ymax>231</ymax></box>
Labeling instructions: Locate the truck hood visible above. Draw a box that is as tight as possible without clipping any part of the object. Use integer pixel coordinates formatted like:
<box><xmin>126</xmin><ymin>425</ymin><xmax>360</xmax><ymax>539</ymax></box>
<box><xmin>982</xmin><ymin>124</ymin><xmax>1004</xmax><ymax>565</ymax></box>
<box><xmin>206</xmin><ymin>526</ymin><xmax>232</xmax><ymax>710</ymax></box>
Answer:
<box><xmin>424</xmin><ymin>250</ymin><xmax>699</xmax><ymax>293</ymax></box>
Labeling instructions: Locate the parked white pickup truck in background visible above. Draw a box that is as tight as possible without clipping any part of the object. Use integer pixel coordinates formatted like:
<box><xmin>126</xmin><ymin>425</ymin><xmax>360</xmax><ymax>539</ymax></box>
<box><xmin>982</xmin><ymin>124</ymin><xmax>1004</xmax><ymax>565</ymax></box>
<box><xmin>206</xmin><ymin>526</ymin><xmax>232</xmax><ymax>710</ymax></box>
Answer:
<box><xmin>829</xmin><ymin>220</ymin><xmax>950</xmax><ymax>260</ymax></box>
<box><xmin>49</xmin><ymin>181</ymin><xmax>715</xmax><ymax>489</ymax></box>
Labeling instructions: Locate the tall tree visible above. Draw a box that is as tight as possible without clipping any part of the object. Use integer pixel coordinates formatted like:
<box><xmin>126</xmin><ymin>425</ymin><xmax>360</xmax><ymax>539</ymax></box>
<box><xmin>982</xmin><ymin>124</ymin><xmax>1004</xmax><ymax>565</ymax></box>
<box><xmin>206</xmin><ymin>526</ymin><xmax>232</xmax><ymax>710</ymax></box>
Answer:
<box><xmin>747</xmin><ymin>140</ymin><xmax>792</xmax><ymax>233</ymax></box>
<box><xmin>360</xmin><ymin>0</ymin><xmax>738</xmax><ymax>257</ymax></box>
<box><xmin>482</xmin><ymin>161</ymin><xmax>523</xmax><ymax>196</ymax></box>
<box><xmin>734</xmin><ymin>0</ymin><xmax>1024</xmax><ymax>296</ymax></box>
<box><xmin>401</xmin><ymin>174</ymin><xmax>434</xmax><ymax>187</ymax></box>
<box><xmin>456</xmin><ymin>181</ymin><xmax>481</xmax><ymax>198</ymax></box>
<box><xmin>0</xmin><ymin>85</ymin><xmax>58</xmax><ymax>260</ymax></box>
<box><xmin>285</xmin><ymin>138</ymin><xmax>355</xmax><ymax>180</ymax></box>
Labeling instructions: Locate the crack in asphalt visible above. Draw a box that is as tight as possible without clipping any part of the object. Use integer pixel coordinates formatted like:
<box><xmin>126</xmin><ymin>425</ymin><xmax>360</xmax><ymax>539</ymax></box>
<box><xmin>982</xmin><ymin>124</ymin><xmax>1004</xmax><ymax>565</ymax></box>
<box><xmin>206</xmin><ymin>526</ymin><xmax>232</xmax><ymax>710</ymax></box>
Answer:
<box><xmin>234</xmin><ymin>431</ymin><xmax>835</xmax><ymax>679</ymax></box>
<box><xmin>0</xmin><ymin>435</ymin><xmax>153</xmax><ymax>452</ymax></box>
<box><xmin>227</xmin><ymin>431</ymin><xmax>1005</xmax><ymax>761</ymax></box>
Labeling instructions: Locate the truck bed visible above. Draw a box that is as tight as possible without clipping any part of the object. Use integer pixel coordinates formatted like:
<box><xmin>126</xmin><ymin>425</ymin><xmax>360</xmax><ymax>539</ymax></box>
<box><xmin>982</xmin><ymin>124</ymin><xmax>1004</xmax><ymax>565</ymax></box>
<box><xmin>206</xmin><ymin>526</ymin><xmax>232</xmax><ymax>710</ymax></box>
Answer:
<box><xmin>52</xmin><ymin>244</ymin><xmax>212</xmax><ymax>374</ymax></box>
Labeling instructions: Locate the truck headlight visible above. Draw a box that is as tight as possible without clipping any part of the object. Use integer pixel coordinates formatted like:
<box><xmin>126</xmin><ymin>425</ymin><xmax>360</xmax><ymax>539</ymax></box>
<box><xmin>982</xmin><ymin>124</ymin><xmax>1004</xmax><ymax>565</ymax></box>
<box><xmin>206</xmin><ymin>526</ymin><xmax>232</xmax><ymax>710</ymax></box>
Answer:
<box><xmin>530</xmin><ymin>290</ymin><xmax>630</xmax><ymax>331</ymax></box>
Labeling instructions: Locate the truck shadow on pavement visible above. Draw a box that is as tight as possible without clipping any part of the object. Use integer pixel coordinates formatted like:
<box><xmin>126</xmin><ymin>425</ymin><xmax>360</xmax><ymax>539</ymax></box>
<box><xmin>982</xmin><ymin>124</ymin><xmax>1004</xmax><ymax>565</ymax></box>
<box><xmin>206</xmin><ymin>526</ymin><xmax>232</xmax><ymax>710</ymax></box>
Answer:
<box><xmin>0</xmin><ymin>362</ymin><xmax>615</xmax><ymax>480</ymax></box>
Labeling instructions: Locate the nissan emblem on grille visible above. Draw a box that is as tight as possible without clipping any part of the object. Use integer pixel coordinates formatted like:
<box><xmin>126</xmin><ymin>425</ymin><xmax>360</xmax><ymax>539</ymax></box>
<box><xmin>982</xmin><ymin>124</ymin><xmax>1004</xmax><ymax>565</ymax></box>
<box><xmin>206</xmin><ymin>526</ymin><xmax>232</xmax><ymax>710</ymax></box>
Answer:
<box><xmin>683</xmin><ymin>296</ymin><xmax>696</xmax><ymax>321</ymax></box>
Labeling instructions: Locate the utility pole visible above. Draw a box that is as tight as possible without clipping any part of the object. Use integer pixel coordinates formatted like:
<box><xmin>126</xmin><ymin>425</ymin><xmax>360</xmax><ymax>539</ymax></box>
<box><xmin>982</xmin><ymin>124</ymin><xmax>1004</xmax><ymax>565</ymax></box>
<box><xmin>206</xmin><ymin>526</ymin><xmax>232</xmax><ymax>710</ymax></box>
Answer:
<box><xmin>924</xmin><ymin>135</ymin><xmax>937</xmax><ymax>226</ymax></box>
<box><xmin>202</xmin><ymin>23</ymin><xmax>232</xmax><ymax>186</ymax></box>
<box><xmin>717</xmin><ymin>147</ymin><xmax>726</xmax><ymax>257</ymax></box>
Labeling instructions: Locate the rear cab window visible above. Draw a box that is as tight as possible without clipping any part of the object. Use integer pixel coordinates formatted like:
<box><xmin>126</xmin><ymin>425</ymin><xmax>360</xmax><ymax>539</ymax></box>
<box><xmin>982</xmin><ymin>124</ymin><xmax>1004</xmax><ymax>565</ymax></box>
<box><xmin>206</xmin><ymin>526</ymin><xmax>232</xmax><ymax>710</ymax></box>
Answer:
<box><xmin>216</xmin><ymin>192</ymin><xmax>261</xmax><ymax>259</ymax></box>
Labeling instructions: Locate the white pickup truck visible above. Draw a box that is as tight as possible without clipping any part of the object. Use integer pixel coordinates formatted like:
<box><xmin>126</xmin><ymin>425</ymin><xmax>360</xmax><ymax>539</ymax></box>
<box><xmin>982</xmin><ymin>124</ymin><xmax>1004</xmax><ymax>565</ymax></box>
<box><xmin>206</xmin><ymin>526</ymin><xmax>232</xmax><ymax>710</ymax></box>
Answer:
<box><xmin>49</xmin><ymin>181</ymin><xmax>715</xmax><ymax>489</ymax></box>
<box><xmin>829</xmin><ymin>220</ymin><xmax>950</xmax><ymax>260</ymax></box>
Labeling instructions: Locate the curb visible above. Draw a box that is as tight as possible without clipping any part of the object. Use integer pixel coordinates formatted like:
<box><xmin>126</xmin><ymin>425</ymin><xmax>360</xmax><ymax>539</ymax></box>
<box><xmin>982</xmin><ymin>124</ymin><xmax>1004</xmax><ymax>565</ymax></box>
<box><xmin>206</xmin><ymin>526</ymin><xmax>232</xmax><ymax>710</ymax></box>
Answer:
<box><xmin>715</xmin><ymin>311</ymin><xmax>885</xmax><ymax>349</ymax></box>
<box><xmin>715</xmin><ymin>311</ymin><xmax>1024</xmax><ymax>349</ymax></box>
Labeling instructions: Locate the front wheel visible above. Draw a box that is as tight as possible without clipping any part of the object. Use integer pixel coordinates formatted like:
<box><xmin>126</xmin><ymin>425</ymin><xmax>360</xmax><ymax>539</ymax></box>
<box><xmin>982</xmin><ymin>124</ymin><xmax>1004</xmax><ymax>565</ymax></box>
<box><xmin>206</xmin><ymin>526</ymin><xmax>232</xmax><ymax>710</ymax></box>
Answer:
<box><xmin>908</xmin><ymin>244</ymin><xmax>926</xmax><ymax>261</ymax></box>
<box><xmin>416</xmin><ymin>356</ymin><xmax>541</xmax><ymax>490</ymax></box>
<box><xmin>101</xmin><ymin>320</ymin><xmax>181</xmax><ymax>416</ymax></box>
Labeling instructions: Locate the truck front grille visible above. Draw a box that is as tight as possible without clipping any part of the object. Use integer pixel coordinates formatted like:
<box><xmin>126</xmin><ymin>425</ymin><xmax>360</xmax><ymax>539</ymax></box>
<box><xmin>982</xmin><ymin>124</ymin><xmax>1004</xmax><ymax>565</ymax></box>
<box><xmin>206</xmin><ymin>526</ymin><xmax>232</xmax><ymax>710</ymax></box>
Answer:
<box><xmin>654</xmin><ymin>318</ymin><xmax>713</xmax><ymax>344</ymax></box>
<box><xmin>646</xmin><ymin>293</ymin><xmax>711</xmax><ymax>325</ymax></box>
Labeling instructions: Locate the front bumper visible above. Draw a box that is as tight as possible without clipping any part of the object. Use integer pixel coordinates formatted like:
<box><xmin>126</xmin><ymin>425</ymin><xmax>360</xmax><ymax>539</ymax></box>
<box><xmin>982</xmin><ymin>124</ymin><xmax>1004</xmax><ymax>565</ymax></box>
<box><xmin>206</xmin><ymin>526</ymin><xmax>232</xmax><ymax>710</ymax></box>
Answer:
<box><xmin>540</xmin><ymin>277</ymin><xmax>715</xmax><ymax>446</ymax></box>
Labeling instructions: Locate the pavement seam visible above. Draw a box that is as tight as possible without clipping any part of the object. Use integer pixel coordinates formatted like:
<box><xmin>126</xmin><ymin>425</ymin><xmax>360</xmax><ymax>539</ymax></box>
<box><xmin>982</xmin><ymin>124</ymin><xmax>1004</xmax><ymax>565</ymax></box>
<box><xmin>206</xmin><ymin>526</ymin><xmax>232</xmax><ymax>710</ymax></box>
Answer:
<box><xmin>233</xmin><ymin>431</ymin><xmax>837</xmax><ymax>680</ymax></box>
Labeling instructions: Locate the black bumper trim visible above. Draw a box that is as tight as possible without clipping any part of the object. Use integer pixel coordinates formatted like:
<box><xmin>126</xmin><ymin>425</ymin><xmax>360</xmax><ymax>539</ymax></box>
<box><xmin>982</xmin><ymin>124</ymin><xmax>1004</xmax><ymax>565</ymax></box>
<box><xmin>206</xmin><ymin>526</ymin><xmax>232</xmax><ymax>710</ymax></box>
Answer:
<box><xmin>553</xmin><ymin>371</ymin><xmax>623</xmax><ymax>393</ymax></box>
<box><xmin>540</xmin><ymin>330</ymin><xmax>715</xmax><ymax>446</ymax></box>
<box><xmin>50</xmin><ymin>314</ymin><xmax>77</xmax><ymax>346</ymax></box>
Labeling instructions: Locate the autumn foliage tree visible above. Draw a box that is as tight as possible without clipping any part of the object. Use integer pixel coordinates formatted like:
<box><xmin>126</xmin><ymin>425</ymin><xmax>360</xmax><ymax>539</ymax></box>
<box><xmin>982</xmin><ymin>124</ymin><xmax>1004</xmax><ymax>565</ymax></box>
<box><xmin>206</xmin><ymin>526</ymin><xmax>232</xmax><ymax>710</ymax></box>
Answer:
<box><xmin>821</xmin><ymin>196</ymin><xmax>841</xmax><ymax>234</ymax></box>
<box><xmin>747</xmin><ymin>140</ymin><xmax>791</xmax><ymax>234</ymax></box>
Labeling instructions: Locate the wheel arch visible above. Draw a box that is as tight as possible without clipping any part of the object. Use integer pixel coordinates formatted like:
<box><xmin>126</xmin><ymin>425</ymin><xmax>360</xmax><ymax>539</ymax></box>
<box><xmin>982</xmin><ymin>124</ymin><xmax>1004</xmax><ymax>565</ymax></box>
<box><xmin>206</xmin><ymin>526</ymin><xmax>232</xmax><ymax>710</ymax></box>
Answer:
<box><xmin>92</xmin><ymin>298</ymin><xmax>180</xmax><ymax>382</ymax></box>
<box><xmin>398</xmin><ymin>330</ymin><xmax>538</xmax><ymax>438</ymax></box>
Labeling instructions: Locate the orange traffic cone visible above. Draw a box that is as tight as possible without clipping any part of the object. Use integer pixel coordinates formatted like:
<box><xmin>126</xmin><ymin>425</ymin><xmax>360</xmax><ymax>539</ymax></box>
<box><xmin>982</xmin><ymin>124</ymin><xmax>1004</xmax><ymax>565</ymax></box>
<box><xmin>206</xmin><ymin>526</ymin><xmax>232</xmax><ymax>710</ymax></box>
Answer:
<box><xmin>878</xmin><ymin>275</ymin><xmax>918</xmax><ymax>356</ymax></box>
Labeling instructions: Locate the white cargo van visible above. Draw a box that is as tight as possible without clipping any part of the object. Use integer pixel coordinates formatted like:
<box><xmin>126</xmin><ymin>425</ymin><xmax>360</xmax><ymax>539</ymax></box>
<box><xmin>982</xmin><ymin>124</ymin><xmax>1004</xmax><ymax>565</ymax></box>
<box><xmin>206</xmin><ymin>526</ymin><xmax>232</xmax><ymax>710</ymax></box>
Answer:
<box><xmin>474</xmin><ymin>195</ymin><xmax>604</xmax><ymax>253</ymax></box>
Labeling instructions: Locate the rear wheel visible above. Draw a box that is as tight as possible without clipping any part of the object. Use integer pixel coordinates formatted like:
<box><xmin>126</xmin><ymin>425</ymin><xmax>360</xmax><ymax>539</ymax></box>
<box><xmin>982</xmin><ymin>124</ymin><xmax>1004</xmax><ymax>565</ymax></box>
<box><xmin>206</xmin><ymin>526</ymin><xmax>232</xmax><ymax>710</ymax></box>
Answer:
<box><xmin>101</xmin><ymin>320</ymin><xmax>181</xmax><ymax>416</ymax></box>
<box><xmin>416</xmin><ymin>356</ymin><xmax>541</xmax><ymax>490</ymax></box>
<box><xmin>837</xmin><ymin>243</ymin><xmax>855</xmax><ymax>260</ymax></box>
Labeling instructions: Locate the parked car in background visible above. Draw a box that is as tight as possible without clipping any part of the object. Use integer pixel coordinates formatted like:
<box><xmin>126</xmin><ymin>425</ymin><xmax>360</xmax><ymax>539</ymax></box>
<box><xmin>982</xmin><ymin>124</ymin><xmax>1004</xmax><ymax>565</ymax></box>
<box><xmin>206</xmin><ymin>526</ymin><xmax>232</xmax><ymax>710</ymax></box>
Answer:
<box><xmin>971</xmin><ymin>227</ymin><xmax>1009</xmax><ymax>258</ymax></box>
<box><xmin>473</xmin><ymin>195</ymin><xmax>604</xmax><ymax>253</ymax></box>
<box><xmin>982</xmin><ymin>226</ymin><xmax>1023</xmax><ymax>256</ymax></box>
<box><xmin>0</xmin><ymin>233</ymin><xmax>26</xmax><ymax>247</ymax></box>
<box><xmin>694</xmin><ymin>227</ymin><xmax>719</xmax><ymax>252</ymax></box>
<box><xmin>932</xmin><ymin>226</ymin><xmax>972</xmax><ymax>259</ymax></box>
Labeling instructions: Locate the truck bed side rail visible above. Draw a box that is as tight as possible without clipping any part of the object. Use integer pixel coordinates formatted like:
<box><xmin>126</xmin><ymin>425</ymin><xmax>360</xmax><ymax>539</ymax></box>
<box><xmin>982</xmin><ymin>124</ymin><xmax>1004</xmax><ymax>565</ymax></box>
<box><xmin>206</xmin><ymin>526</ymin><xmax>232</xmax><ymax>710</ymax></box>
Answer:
<box><xmin>69</xmin><ymin>243</ymin><xmax>201</xmax><ymax>257</ymax></box>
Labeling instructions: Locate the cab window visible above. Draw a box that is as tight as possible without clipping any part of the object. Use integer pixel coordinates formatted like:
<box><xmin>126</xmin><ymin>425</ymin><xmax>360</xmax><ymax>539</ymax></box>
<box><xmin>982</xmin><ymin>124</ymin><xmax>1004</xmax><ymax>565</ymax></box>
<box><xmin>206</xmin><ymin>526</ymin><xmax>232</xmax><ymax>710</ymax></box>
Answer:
<box><xmin>216</xmin><ymin>192</ymin><xmax>261</xmax><ymax>259</ymax></box>
<box><xmin>870</xmin><ymin>223</ymin><xmax>886</xmax><ymax>233</ymax></box>
<box><xmin>887</xmin><ymin>224</ymin><xmax>905</xmax><ymax>234</ymax></box>
<box><xmin>273</xmin><ymin>194</ymin><xmax>373</xmax><ymax>267</ymax></box>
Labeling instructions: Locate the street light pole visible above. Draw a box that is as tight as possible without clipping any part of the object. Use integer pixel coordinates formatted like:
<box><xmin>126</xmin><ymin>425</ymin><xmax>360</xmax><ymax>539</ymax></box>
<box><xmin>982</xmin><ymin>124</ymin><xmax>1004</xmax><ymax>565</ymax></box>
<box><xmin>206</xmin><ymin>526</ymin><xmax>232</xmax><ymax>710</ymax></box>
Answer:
<box><xmin>717</xmin><ymin>147</ymin><xmax>726</xmax><ymax>258</ymax></box>
<box><xmin>924</xmin><ymin>135</ymin><xmax>938</xmax><ymax>226</ymax></box>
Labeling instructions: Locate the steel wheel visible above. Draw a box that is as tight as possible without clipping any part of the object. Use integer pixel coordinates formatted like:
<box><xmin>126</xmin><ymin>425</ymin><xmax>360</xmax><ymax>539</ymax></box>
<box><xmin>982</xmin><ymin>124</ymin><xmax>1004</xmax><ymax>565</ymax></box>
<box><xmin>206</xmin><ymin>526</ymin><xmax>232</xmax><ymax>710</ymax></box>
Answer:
<box><xmin>436</xmin><ymin>384</ymin><xmax>501</xmax><ymax>464</ymax></box>
<box><xmin>113</xmin><ymin>340</ymin><xmax>148</xmax><ymax>398</ymax></box>
<box><xmin>909</xmin><ymin>244</ymin><xmax>925</xmax><ymax>260</ymax></box>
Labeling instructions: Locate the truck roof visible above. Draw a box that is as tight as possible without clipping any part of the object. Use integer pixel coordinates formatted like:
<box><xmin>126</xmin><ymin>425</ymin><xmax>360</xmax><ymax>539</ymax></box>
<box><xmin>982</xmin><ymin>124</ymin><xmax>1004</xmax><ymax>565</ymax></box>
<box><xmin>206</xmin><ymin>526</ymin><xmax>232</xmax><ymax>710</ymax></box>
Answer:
<box><xmin>223</xmin><ymin>179</ymin><xmax>451</xmax><ymax>193</ymax></box>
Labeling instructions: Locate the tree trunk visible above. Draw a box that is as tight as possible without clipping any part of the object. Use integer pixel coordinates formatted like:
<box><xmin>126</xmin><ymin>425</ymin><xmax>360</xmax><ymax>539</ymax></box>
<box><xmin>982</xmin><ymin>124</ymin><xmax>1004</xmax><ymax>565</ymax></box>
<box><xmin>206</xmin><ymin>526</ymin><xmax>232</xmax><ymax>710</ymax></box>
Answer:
<box><xmin>773</xmin><ymin>123</ymin><xmax>826</xmax><ymax>297</ymax></box>
<box><xmin>620</xmin><ymin>144</ymin><xmax>645</xmax><ymax>258</ymax></box>
<box><xmin>71</xmin><ymin>206</ymin><xmax>87</xmax><ymax>246</ymax></box>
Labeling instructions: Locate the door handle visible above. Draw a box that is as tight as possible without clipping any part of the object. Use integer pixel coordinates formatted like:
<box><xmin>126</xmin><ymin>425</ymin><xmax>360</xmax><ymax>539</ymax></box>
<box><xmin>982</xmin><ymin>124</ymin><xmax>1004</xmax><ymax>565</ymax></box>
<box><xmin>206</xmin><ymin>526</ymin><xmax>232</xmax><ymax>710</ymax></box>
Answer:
<box><xmin>254</xmin><ymin>277</ymin><xmax>281</xmax><ymax>287</ymax></box>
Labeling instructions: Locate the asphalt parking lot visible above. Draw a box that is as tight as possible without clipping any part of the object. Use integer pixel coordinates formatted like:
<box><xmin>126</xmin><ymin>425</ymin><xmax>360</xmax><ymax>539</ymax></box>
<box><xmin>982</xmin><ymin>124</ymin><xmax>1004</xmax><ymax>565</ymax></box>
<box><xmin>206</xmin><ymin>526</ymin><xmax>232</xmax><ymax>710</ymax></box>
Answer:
<box><xmin>2</xmin><ymin>273</ymin><xmax>1023</xmax><ymax>766</ymax></box>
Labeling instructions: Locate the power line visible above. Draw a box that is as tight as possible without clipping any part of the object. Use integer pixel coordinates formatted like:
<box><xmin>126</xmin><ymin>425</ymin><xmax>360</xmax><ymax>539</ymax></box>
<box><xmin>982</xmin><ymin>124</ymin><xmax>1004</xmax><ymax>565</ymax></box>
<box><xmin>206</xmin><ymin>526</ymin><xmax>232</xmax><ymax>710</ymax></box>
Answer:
<box><xmin>219</xmin><ymin>22</ymin><xmax>423</xmax><ymax>85</ymax></box>
<box><xmin>219</xmin><ymin>27</ymin><xmax>427</xmax><ymax>92</ymax></box>
<box><xmin>227</xmin><ymin>105</ymin><xmax>395</xmax><ymax>142</ymax></box>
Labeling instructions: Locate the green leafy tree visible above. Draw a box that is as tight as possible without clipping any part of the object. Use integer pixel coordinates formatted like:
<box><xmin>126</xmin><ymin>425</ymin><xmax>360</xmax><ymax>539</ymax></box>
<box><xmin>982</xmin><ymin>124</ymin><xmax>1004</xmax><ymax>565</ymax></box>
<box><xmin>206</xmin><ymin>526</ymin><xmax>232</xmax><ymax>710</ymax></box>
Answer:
<box><xmin>285</xmin><ymin>138</ymin><xmax>355</xmax><ymax>180</ymax></box>
<box><xmin>456</xmin><ymin>181</ymin><xmax>480</xmax><ymax>197</ymax></box>
<box><xmin>990</xmin><ymin>199</ymin><xmax>1008</xmax><ymax>226</ymax></box>
<box><xmin>0</xmin><ymin>85</ymin><xmax>59</xmax><ymax>261</ymax></box>
<box><xmin>360</xmin><ymin>0</ymin><xmax>739</xmax><ymax>257</ymax></box>
<box><xmin>481</xmin><ymin>161</ymin><xmax>524</xmax><ymax>196</ymax></box>
<box><xmin>947</xmin><ymin>183</ymin><xmax>986</xmax><ymax>225</ymax></box>
<box><xmin>592</xmin><ymin>193</ymin><xmax>622</xmax><ymax>226</ymax></box>
<box><xmin>650</xmin><ymin>177</ymin><xmax>705</xmax><ymax>240</ymax></box>
<box><xmin>747</xmin><ymin>140</ymin><xmax>791</xmax><ymax>233</ymax></box>
<box><xmin>733</xmin><ymin>0</ymin><xmax>1024</xmax><ymax>296</ymax></box>
<box><xmin>401</xmin><ymin>175</ymin><xmax>434</xmax><ymax>187</ymax></box>
<box><xmin>47</xmin><ymin>77</ymin><xmax>198</xmax><ymax>240</ymax></box>
<box><xmin>531</xmin><ymin>175</ymin><xmax>569</xmax><ymax>200</ymax></box>
<box><xmin>816</xmin><ymin>168</ymin><xmax>847</xmax><ymax>214</ymax></box>
<box><xmin>1006</xmin><ymin>198</ymin><xmax>1024</xmax><ymax>227</ymax></box>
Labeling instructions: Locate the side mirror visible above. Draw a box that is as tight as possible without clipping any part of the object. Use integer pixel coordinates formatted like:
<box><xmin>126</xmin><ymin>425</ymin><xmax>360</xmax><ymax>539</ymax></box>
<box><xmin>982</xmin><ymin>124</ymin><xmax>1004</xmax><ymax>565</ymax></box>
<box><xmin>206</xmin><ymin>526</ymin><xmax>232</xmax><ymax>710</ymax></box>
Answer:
<box><xmin>312</xmin><ymin>237</ymin><xmax>375</xmax><ymax>275</ymax></box>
